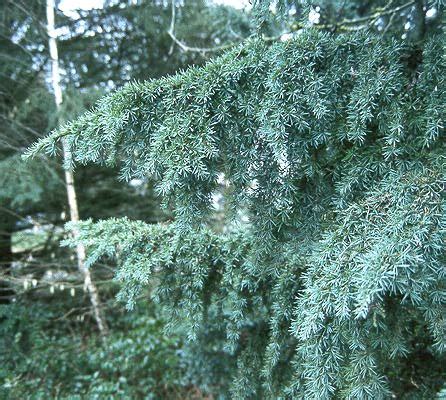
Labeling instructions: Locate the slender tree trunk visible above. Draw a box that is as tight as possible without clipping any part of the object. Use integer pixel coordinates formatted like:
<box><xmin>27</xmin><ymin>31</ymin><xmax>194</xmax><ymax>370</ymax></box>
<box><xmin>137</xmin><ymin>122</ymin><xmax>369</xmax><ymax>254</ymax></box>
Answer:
<box><xmin>46</xmin><ymin>0</ymin><xmax>108</xmax><ymax>336</ymax></box>
<box><xmin>0</xmin><ymin>213</ymin><xmax>15</xmax><ymax>304</ymax></box>
<box><xmin>410</xmin><ymin>0</ymin><xmax>426</xmax><ymax>42</ymax></box>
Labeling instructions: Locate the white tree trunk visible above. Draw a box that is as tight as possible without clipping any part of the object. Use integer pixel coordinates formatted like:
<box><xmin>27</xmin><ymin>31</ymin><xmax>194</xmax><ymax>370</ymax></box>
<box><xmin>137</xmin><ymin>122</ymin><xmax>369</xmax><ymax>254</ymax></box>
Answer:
<box><xmin>46</xmin><ymin>0</ymin><xmax>108</xmax><ymax>336</ymax></box>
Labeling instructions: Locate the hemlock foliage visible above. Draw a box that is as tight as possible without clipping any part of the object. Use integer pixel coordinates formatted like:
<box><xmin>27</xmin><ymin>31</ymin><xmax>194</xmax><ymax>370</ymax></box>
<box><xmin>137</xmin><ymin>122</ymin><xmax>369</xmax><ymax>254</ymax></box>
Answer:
<box><xmin>26</xmin><ymin>1</ymin><xmax>445</xmax><ymax>399</ymax></box>
<box><xmin>1</xmin><ymin>0</ymin><xmax>251</xmax><ymax>398</ymax></box>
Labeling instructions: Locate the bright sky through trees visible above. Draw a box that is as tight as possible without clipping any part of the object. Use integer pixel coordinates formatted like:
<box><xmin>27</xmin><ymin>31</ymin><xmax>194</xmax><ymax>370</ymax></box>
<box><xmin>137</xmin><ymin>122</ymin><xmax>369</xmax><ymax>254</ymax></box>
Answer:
<box><xmin>60</xmin><ymin>0</ymin><xmax>250</xmax><ymax>15</ymax></box>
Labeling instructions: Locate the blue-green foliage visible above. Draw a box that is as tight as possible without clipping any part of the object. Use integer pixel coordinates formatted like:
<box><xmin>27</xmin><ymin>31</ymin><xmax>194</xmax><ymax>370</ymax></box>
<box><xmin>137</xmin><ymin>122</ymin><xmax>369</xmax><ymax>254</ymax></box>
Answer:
<box><xmin>26</xmin><ymin>29</ymin><xmax>446</xmax><ymax>399</ymax></box>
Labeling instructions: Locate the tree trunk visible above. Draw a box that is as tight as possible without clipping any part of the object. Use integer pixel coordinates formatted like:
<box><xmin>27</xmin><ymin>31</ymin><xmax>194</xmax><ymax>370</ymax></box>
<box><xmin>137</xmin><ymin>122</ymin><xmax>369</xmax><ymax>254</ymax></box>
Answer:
<box><xmin>0</xmin><ymin>213</ymin><xmax>15</xmax><ymax>304</ymax></box>
<box><xmin>46</xmin><ymin>0</ymin><xmax>108</xmax><ymax>336</ymax></box>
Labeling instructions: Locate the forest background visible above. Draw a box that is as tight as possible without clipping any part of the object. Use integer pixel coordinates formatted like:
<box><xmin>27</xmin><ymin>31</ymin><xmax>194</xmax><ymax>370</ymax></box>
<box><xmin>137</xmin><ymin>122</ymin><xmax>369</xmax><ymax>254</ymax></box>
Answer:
<box><xmin>1</xmin><ymin>0</ymin><xmax>255</xmax><ymax>397</ymax></box>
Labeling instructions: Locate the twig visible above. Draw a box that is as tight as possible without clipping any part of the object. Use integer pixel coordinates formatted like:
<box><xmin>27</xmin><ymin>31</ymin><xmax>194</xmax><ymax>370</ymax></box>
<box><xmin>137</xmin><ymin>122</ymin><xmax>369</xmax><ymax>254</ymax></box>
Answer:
<box><xmin>167</xmin><ymin>0</ymin><xmax>243</xmax><ymax>55</ymax></box>
<box><xmin>340</xmin><ymin>0</ymin><xmax>415</xmax><ymax>25</ymax></box>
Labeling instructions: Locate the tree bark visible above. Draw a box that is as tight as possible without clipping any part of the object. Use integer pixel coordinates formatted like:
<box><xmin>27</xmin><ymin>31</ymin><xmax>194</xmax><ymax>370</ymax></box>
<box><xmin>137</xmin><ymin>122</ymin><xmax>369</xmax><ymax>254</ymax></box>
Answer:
<box><xmin>0</xmin><ymin>213</ymin><xmax>15</xmax><ymax>304</ymax></box>
<box><xmin>409</xmin><ymin>0</ymin><xmax>426</xmax><ymax>43</ymax></box>
<box><xmin>46</xmin><ymin>0</ymin><xmax>108</xmax><ymax>336</ymax></box>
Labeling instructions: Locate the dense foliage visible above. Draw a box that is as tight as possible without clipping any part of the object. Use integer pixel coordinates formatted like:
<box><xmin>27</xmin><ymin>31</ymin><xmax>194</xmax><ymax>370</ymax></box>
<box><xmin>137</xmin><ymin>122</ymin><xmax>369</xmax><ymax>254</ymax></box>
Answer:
<box><xmin>27</xmin><ymin>5</ymin><xmax>446</xmax><ymax>398</ymax></box>
<box><xmin>0</xmin><ymin>300</ymin><xmax>207</xmax><ymax>399</ymax></box>
<box><xmin>3</xmin><ymin>0</ymin><xmax>445</xmax><ymax>398</ymax></box>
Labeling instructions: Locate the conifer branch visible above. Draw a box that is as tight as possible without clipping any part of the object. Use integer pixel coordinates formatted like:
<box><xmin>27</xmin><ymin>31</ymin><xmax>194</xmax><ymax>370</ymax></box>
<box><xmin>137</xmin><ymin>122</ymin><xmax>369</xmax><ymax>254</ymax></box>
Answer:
<box><xmin>23</xmin><ymin>9</ymin><xmax>446</xmax><ymax>396</ymax></box>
